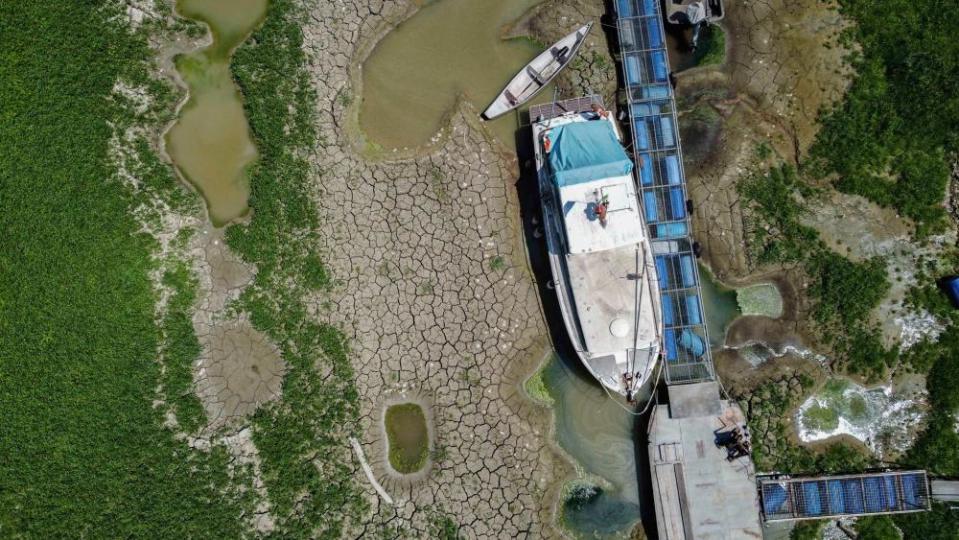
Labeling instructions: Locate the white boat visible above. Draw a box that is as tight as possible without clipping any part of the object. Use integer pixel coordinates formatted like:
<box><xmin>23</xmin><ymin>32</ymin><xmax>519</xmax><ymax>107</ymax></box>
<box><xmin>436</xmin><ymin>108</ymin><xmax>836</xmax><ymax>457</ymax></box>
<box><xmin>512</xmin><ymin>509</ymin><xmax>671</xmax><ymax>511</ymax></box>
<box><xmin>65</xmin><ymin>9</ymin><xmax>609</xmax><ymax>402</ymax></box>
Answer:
<box><xmin>532</xmin><ymin>102</ymin><xmax>662</xmax><ymax>400</ymax></box>
<box><xmin>481</xmin><ymin>22</ymin><xmax>592</xmax><ymax>121</ymax></box>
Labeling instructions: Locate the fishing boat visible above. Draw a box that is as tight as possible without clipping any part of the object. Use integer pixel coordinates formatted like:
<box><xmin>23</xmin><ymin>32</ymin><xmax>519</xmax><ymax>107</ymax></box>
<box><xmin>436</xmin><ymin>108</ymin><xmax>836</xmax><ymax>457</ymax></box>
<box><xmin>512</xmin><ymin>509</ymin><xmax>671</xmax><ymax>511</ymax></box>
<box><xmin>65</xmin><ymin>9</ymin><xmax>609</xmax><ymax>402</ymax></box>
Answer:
<box><xmin>481</xmin><ymin>22</ymin><xmax>592</xmax><ymax>121</ymax></box>
<box><xmin>531</xmin><ymin>98</ymin><xmax>662</xmax><ymax>400</ymax></box>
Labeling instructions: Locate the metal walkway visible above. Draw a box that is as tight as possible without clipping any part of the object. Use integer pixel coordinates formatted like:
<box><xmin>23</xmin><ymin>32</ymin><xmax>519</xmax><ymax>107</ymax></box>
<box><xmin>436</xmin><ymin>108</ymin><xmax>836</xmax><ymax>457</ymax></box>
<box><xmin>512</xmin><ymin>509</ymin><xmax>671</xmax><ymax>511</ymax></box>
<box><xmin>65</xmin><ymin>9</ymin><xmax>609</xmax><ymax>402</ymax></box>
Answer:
<box><xmin>759</xmin><ymin>471</ymin><xmax>932</xmax><ymax>522</ymax></box>
<box><xmin>614</xmin><ymin>0</ymin><xmax>714</xmax><ymax>384</ymax></box>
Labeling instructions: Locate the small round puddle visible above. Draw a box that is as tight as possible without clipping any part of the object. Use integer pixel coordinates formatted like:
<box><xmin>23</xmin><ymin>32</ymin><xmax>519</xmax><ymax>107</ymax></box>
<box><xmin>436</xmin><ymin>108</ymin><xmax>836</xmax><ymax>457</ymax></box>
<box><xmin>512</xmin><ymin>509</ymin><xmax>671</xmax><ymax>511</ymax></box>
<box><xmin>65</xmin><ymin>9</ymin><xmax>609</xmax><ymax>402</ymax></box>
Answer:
<box><xmin>383</xmin><ymin>403</ymin><xmax>430</xmax><ymax>474</ymax></box>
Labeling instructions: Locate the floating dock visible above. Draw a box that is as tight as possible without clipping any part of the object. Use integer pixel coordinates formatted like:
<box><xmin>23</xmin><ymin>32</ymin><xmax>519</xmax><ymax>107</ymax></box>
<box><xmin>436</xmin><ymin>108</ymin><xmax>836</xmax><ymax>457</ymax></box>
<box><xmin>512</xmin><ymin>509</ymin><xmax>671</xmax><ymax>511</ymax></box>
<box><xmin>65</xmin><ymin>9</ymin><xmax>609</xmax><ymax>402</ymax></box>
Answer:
<box><xmin>613</xmin><ymin>0</ymin><xmax>764</xmax><ymax>537</ymax></box>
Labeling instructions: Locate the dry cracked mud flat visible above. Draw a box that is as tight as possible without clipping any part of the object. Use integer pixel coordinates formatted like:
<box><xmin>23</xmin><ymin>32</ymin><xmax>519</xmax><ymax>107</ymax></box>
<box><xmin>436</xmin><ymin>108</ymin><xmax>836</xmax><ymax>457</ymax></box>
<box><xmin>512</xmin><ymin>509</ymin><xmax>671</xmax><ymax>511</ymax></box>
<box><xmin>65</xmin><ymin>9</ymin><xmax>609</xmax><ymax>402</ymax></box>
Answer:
<box><xmin>298</xmin><ymin>0</ymin><xmax>588</xmax><ymax>536</ymax></box>
<box><xmin>155</xmin><ymin>0</ymin><xmax>623</xmax><ymax>536</ymax></box>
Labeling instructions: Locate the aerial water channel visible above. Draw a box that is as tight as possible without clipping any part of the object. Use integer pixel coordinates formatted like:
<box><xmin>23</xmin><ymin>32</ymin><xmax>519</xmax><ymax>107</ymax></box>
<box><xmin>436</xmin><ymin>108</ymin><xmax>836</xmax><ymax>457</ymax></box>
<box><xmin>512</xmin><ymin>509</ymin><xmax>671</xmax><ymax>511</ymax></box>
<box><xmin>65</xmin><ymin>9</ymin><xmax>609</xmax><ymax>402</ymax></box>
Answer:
<box><xmin>166</xmin><ymin>0</ymin><xmax>266</xmax><ymax>226</ymax></box>
<box><xmin>360</xmin><ymin>0</ymin><xmax>556</xmax><ymax>150</ymax></box>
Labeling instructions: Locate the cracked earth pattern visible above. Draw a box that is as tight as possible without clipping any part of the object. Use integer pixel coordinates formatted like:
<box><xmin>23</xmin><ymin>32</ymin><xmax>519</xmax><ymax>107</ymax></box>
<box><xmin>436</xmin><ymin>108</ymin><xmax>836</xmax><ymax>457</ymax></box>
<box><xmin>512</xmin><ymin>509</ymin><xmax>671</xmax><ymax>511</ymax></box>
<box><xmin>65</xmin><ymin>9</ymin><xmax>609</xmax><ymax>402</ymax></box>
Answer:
<box><xmin>190</xmin><ymin>227</ymin><xmax>287</xmax><ymax>433</ymax></box>
<box><xmin>300</xmin><ymin>0</ymin><xmax>569</xmax><ymax>537</ymax></box>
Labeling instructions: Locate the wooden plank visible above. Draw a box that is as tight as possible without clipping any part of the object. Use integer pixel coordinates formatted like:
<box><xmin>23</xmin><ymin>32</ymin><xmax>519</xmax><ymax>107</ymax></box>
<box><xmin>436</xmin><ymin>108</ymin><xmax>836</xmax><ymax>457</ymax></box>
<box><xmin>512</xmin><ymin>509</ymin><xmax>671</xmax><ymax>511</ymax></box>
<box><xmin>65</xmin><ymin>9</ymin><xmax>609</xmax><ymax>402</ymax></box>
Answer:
<box><xmin>673</xmin><ymin>463</ymin><xmax>694</xmax><ymax>540</ymax></box>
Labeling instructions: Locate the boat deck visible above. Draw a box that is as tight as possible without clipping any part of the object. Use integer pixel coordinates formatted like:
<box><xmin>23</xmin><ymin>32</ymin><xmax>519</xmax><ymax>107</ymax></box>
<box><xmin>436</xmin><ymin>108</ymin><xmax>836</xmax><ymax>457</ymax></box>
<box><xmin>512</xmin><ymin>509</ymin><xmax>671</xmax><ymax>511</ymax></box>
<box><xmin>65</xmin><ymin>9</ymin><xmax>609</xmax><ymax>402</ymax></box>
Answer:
<box><xmin>567</xmin><ymin>244</ymin><xmax>658</xmax><ymax>356</ymax></box>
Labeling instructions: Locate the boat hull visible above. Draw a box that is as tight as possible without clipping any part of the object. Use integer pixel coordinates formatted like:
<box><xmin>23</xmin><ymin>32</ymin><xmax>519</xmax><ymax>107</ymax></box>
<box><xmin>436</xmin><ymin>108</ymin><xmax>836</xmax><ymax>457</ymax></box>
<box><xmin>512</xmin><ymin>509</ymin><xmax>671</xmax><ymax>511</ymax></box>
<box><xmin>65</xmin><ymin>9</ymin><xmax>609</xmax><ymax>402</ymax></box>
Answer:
<box><xmin>532</xmin><ymin>110</ymin><xmax>662</xmax><ymax>398</ymax></box>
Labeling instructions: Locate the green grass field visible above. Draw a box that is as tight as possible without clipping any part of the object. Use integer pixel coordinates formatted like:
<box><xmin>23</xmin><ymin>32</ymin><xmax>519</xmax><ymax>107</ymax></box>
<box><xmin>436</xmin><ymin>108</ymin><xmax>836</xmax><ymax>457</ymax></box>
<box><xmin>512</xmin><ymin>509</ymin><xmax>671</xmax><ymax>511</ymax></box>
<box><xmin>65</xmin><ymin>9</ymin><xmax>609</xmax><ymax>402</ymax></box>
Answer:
<box><xmin>0</xmin><ymin>2</ymin><xmax>252</xmax><ymax>536</ymax></box>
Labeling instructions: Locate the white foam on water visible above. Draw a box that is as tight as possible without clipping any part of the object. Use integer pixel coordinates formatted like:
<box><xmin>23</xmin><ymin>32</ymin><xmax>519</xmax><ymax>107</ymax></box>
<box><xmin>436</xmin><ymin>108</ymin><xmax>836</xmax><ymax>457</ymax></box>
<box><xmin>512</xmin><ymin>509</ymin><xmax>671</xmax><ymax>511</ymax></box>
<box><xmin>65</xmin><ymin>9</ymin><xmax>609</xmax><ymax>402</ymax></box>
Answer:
<box><xmin>795</xmin><ymin>380</ymin><xmax>926</xmax><ymax>458</ymax></box>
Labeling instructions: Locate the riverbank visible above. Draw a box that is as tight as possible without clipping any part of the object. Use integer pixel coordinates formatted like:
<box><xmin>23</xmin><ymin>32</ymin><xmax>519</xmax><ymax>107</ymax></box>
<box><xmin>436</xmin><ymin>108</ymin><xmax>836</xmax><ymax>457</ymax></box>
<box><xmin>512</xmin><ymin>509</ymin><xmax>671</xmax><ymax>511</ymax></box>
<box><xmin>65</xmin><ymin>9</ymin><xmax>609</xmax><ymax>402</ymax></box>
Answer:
<box><xmin>304</xmin><ymin>0</ymin><xmax>590</xmax><ymax>535</ymax></box>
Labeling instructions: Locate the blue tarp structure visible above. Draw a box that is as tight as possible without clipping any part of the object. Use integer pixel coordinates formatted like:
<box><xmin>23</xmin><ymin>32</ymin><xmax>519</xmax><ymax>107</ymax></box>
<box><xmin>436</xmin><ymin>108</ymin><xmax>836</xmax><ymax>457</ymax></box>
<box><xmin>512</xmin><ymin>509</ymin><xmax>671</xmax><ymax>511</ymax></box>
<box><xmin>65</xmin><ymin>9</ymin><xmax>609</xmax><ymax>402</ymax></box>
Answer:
<box><xmin>942</xmin><ymin>276</ymin><xmax>959</xmax><ymax>308</ymax></box>
<box><xmin>760</xmin><ymin>471</ymin><xmax>930</xmax><ymax>521</ymax></box>
<box><xmin>547</xmin><ymin>121</ymin><xmax>633</xmax><ymax>187</ymax></box>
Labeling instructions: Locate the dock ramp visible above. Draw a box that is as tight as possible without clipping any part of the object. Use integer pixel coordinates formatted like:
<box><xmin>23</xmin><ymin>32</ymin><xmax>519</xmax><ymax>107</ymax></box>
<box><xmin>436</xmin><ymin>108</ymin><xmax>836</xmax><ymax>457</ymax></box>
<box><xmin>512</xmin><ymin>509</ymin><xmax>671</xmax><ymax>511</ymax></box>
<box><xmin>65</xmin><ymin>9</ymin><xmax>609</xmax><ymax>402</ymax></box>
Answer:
<box><xmin>759</xmin><ymin>471</ymin><xmax>931</xmax><ymax>521</ymax></box>
<box><xmin>615</xmin><ymin>0</ymin><xmax>714</xmax><ymax>386</ymax></box>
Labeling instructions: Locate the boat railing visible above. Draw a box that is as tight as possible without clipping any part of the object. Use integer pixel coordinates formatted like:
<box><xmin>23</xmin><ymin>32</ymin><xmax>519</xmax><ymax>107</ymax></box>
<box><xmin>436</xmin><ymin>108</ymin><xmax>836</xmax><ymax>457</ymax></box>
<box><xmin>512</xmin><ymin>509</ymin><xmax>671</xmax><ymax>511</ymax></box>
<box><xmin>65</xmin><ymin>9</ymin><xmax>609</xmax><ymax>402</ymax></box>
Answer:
<box><xmin>529</xmin><ymin>95</ymin><xmax>604</xmax><ymax>123</ymax></box>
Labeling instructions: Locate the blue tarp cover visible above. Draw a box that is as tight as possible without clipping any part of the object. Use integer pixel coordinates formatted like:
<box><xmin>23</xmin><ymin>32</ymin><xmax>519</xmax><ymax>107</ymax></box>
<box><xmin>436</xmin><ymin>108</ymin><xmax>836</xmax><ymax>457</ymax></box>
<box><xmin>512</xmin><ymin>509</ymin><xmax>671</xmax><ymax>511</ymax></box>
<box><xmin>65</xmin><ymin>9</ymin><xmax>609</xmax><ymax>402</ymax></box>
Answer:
<box><xmin>548</xmin><ymin>121</ymin><xmax>634</xmax><ymax>187</ymax></box>
<box><xmin>762</xmin><ymin>484</ymin><xmax>789</xmax><ymax>514</ymax></box>
<box><xmin>943</xmin><ymin>276</ymin><xmax>959</xmax><ymax>308</ymax></box>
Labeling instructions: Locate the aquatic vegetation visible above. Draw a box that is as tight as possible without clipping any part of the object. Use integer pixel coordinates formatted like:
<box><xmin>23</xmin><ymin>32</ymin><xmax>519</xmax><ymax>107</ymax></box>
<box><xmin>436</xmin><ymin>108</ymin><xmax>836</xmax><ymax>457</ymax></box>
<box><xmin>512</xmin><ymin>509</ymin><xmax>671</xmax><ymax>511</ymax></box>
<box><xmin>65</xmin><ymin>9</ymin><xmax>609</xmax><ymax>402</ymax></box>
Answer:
<box><xmin>384</xmin><ymin>403</ymin><xmax>430</xmax><ymax>474</ymax></box>
<box><xmin>801</xmin><ymin>405</ymin><xmax>839</xmax><ymax>432</ymax></box>
<box><xmin>739</xmin><ymin>375</ymin><xmax>873</xmax><ymax>473</ymax></box>
<box><xmin>789</xmin><ymin>520</ymin><xmax>825</xmax><ymax>540</ymax></box>
<box><xmin>427</xmin><ymin>509</ymin><xmax>461</xmax><ymax>540</ymax></box>
<box><xmin>738</xmin><ymin>164</ymin><xmax>895</xmax><ymax>376</ymax></box>
<box><xmin>810</xmin><ymin>0</ymin><xmax>959</xmax><ymax>237</ymax></box>
<box><xmin>902</xmin><ymin>328</ymin><xmax>959</xmax><ymax>476</ymax></box>
<box><xmin>489</xmin><ymin>255</ymin><xmax>507</xmax><ymax>271</ymax></box>
<box><xmin>894</xmin><ymin>502</ymin><xmax>959</xmax><ymax>540</ymax></box>
<box><xmin>0</xmin><ymin>1</ymin><xmax>254</xmax><ymax>535</ymax></box>
<box><xmin>159</xmin><ymin>263</ymin><xmax>208</xmax><ymax>433</ymax></box>
<box><xmin>524</xmin><ymin>364</ymin><xmax>555</xmax><ymax>406</ymax></box>
<box><xmin>854</xmin><ymin>515</ymin><xmax>900</xmax><ymax>540</ymax></box>
<box><xmin>736</xmin><ymin>283</ymin><xmax>783</xmax><ymax>318</ymax></box>
<box><xmin>796</xmin><ymin>377</ymin><xmax>924</xmax><ymax>457</ymax></box>
<box><xmin>694</xmin><ymin>25</ymin><xmax>725</xmax><ymax>67</ymax></box>
<box><xmin>227</xmin><ymin>0</ymin><xmax>367</xmax><ymax>533</ymax></box>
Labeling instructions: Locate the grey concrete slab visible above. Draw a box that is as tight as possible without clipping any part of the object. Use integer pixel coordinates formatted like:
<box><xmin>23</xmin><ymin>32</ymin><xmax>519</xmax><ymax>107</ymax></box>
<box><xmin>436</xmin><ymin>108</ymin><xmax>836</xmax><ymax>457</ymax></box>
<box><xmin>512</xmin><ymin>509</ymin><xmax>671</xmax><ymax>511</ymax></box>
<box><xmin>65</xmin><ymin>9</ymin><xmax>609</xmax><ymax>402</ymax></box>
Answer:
<box><xmin>648</xmin><ymin>401</ymin><xmax>763</xmax><ymax>539</ymax></box>
<box><xmin>667</xmin><ymin>381</ymin><xmax>722</xmax><ymax>418</ymax></box>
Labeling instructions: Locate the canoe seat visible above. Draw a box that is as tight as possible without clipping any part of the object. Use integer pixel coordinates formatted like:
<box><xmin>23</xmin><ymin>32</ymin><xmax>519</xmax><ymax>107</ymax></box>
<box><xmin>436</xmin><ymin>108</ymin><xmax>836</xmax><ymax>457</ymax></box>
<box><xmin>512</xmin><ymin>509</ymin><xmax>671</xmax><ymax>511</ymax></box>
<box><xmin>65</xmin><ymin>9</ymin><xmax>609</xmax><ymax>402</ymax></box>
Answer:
<box><xmin>526</xmin><ymin>66</ymin><xmax>547</xmax><ymax>86</ymax></box>
<box><xmin>551</xmin><ymin>45</ymin><xmax>570</xmax><ymax>63</ymax></box>
<box><xmin>504</xmin><ymin>89</ymin><xmax>518</xmax><ymax>105</ymax></box>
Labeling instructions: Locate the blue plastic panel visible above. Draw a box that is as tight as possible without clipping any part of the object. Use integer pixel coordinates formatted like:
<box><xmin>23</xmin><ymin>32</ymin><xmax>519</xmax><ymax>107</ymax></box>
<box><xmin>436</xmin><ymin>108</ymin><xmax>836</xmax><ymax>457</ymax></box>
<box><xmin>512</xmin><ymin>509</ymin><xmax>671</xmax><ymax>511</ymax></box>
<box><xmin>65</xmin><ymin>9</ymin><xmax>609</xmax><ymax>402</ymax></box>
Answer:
<box><xmin>864</xmin><ymin>476</ymin><xmax>885</xmax><ymax>513</ymax></box>
<box><xmin>669</xmin><ymin>187</ymin><xmax>686</xmax><ymax>219</ymax></box>
<box><xmin>646</xmin><ymin>17</ymin><xmax>663</xmax><ymax>48</ymax></box>
<box><xmin>884</xmin><ymin>476</ymin><xmax>898</xmax><ymax>510</ymax></box>
<box><xmin>661</xmin><ymin>294</ymin><xmax>674</xmax><ymax>325</ymax></box>
<box><xmin>827</xmin><ymin>480</ymin><xmax>845</xmax><ymax>514</ymax></box>
<box><xmin>664</xmin><ymin>328</ymin><xmax>677</xmax><ymax>361</ymax></box>
<box><xmin>686</xmin><ymin>295</ymin><xmax>702</xmax><ymax>325</ymax></box>
<box><xmin>902</xmin><ymin>474</ymin><xmax>924</xmax><ymax>509</ymax></box>
<box><xmin>644</xmin><ymin>192</ymin><xmax>658</xmax><ymax>222</ymax></box>
<box><xmin>801</xmin><ymin>482</ymin><xmax>823</xmax><ymax>516</ymax></box>
<box><xmin>680</xmin><ymin>255</ymin><xmax>695</xmax><ymax>287</ymax></box>
<box><xmin>625</xmin><ymin>55</ymin><xmax>641</xmax><ymax>85</ymax></box>
<box><xmin>656</xmin><ymin>222</ymin><xmax>687</xmax><ymax>238</ymax></box>
<box><xmin>655</xmin><ymin>256</ymin><xmax>668</xmax><ymax>290</ymax></box>
<box><xmin>639</xmin><ymin>154</ymin><xmax>653</xmax><ymax>185</ymax></box>
<box><xmin>762</xmin><ymin>484</ymin><xmax>789</xmax><ymax>515</ymax></box>
<box><xmin>843</xmin><ymin>480</ymin><xmax>865</xmax><ymax>514</ymax></box>
<box><xmin>665</xmin><ymin>155</ymin><xmax>680</xmax><ymax>184</ymax></box>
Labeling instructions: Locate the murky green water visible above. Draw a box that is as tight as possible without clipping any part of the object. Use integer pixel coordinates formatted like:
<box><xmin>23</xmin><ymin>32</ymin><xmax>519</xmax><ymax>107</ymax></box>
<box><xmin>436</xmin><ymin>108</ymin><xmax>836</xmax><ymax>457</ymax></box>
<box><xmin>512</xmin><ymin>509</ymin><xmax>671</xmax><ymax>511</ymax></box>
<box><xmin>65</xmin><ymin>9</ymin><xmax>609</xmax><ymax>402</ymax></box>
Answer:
<box><xmin>698</xmin><ymin>264</ymin><xmax>741</xmax><ymax>348</ymax></box>
<box><xmin>360</xmin><ymin>0</ymin><xmax>557</xmax><ymax>150</ymax></box>
<box><xmin>384</xmin><ymin>402</ymin><xmax>429</xmax><ymax>473</ymax></box>
<box><xmin>543</xmin><ymin>352</ymin><xmax>647</xmax><ymax>538</ymax></box>
<box><xmin>166</xmin><ymin>0</ymin><xmax>266</xmax><ymax>226</ymax></box>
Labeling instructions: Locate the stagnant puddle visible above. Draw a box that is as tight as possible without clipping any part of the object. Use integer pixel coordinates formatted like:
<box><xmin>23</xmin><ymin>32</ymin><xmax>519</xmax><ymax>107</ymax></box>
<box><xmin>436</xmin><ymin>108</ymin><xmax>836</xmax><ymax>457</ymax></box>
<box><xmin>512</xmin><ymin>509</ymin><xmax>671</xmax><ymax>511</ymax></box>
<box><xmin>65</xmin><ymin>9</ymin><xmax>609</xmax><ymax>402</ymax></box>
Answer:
<box><xmin>542</xmin><ymin>352</ymin><xmax>648</xmax><ymax>538</ymax></box>
<box><xmin>698</xmin><ymin>264</ymin><xmax>741</xmax><ymax>348</ymax></box>
<box><xmin>384</xmin><ymin>402</ymin><xmax>430</xmax><ymax>474</ymax></box>
<box><xmin>360</xmin><ymin>0</ymin><xmax>556</xmax><ymax>150</ymax></box>
<box><xmin>167</xmin><ymin>0</ymin><xmax>266</xmax><ymax>226</ymax></box>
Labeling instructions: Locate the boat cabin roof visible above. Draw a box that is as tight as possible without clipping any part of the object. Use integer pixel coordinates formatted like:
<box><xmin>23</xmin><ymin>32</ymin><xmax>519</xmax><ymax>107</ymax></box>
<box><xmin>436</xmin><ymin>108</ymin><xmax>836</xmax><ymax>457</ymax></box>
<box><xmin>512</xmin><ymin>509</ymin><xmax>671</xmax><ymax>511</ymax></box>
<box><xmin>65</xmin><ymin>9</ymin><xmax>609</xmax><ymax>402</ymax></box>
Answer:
<box><xmin>558</xmin><ymin>175</ymin><xmax>646</xmax><ymax>254</ymax></box>
<box><xmin>543</xmin><ymin>118</ymin><xmax>645</xmax><ymax>254</ymax></box>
